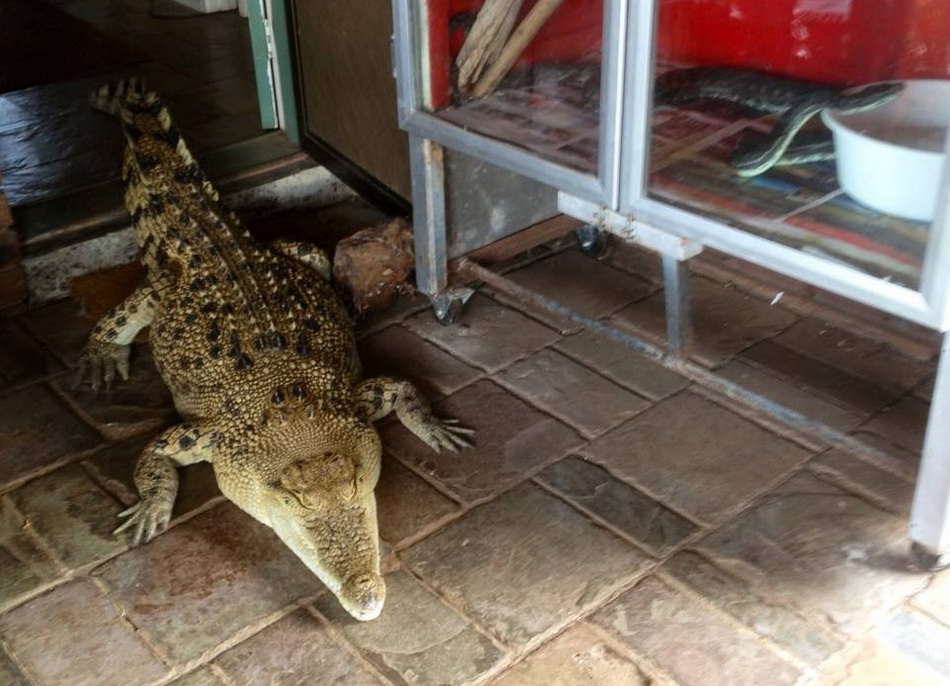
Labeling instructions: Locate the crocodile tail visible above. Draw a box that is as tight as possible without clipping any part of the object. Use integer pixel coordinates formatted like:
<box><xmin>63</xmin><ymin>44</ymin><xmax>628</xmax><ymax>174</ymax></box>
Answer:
<box><xmin>93</xmin><ymin>79</ymin><xmax>221</xmax><ymax>204</ymax></box>
<box><xmin>89</xmin><ymin>78</ymin><xmax>147</xmax><ymax>116</ymax></box>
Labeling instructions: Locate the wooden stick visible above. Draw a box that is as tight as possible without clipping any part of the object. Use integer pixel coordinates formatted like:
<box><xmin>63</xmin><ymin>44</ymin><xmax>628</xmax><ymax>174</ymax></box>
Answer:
<box><xmin>456</xmin><ymin>0</ymin><xmax>523</xmax><ymax>91</ymax></box>
<box><xmin>470</xmin><ymin>0</ymin><xmax>568</xmax><ymax>98</ymax></box>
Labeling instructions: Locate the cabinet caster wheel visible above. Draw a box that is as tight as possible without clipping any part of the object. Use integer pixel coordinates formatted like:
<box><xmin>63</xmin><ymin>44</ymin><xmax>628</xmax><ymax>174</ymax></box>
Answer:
<box><xmin>430</xmin><ymin>287</ymin><xmax>474</xmax><ymax>326</ymax></box>
<box><xmin>910</xmin><ymin>542</ymin><xmax>949</xmax><ymax>572</ymax></box>
<box><xmin>575</xmin><ymin>224</ymin><xmax>609</xmax><ymax>258</ymax></box>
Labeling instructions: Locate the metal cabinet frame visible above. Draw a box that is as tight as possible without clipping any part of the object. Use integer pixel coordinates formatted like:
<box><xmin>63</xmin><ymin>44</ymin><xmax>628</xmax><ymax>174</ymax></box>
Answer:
<box><xmin>392</xmin><ymin>0</ymin><xmax>950</xmax><ymax>563</ymax></box>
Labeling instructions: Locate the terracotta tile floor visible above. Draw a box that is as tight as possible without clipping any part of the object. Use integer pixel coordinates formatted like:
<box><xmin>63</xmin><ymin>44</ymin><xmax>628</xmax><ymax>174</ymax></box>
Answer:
<box><xmin>1</xmin><ymin>244</ymin><xmax>949</xmax><ymax>685</ymax></box>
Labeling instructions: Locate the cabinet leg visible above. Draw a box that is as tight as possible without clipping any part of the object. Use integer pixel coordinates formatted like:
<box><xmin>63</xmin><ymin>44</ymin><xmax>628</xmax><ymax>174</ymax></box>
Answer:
<box><xmin>410</xmin><ymin>135</ymin><xmax>449</xmax><ymax>297</ymax></box>
<box><xmin>909</xmin><ymin>331</ymin><xmax>950</xmax><ymax>567</ymax></box>
<box><xmin>429</xmin><ymin>287</ymin><xmax>475</xmax><ymax>326</ymax></box>
<box><xmin>575</xmin><ymin>224</ymin><xmax>609</xmax><ymax>257</ymax></box>
<box><xmin>661</xmin><ymin>254</ymin><xmax>692</xmax><ymax>358</ymax></box>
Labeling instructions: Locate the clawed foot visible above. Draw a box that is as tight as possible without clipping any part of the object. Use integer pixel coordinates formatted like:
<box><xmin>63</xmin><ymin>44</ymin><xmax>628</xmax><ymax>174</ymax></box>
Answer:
<box><xmin>114</xmin><ymin>497</ymin><xmax>172</xmax><ymax>546</ymax></box>
<box><xmin>420</xmin><ymin>417</ymin><xmax>475</xmax><ymax>453</ymax></box>
<box><xmin>75</xmin><ymin>341</ymin><xmax>131</xmax><ymax>391</ymax></box>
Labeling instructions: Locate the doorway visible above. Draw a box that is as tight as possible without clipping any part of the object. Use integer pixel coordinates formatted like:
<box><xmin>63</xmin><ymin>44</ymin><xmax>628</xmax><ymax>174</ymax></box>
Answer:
<box><xmin>0</xmin><ymin>0</ymin><xmax>284</xmax><ymax>213</ymax></box>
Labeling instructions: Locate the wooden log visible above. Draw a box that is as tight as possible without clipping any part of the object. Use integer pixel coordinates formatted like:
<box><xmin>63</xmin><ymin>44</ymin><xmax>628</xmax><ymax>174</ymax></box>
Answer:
<box><xmin>470</xmin><ymin>0</ymin><xmax>568</xmax><ymax>97</ymax></box>
<box><xmin>456</xmin><ymin>0</ymin><xmax>523</xmax><ymax>92</ymax></box>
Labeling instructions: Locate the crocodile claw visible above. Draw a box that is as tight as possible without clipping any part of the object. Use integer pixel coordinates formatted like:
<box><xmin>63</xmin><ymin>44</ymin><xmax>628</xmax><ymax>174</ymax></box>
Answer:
<box><xmin>422</xmin><ymin>417</ymin><xmax>475</xmax><ymax>453</ymax></box>
<box><xmin>114</xmin><ymin>497</ymin><xmax>172</xmax><ymax>546</ymax></box>
<box><xmin>75</xmin><ymin>341</ymin><xmax>131</xmax><ymax>391</ymax></box>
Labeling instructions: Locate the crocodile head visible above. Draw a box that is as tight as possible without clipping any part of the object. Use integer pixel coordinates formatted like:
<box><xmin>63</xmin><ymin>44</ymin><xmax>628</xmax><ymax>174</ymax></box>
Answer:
<box><xmin>262</xmin><ymin>437</ymin><xmax>385</xmax><ymax>621</ymax></box>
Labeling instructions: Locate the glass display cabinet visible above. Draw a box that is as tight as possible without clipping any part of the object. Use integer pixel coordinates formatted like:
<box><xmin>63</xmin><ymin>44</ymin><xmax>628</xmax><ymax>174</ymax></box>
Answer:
<box><xmin>392</xmin><ymin>0</ymin><xmax>950</xmax><ymax>566</ymax></box>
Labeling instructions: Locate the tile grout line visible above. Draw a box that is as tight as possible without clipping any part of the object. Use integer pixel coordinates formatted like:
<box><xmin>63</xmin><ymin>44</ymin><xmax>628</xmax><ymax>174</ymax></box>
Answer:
<box><xmin>302</xmin><ymin>602</ymin><xmax>407</xmax><ymax>686</ymax></box>
<box><xmin>489</xmin><ymin>371</ymin><xmax>655</xmax><ymax>443</ymax></box>
<box><xmin>0</xmin><ymin>637</ymin><xmax>40</xmax><ymax>686</ymax></box>
<box><xmin>655</xmin><ymin>568</ymin><xmax>829</xmax><ymax>676</ymax></box>
<box><xmin>581</xmin><ymin>619</ymin><xmax>684</xmax><ymax>686</ymax></box>
<box><xmin>805</xmin><ymin>462</ymin><xmax>913</xmax><ymax>517</ymax></box>
<box><xmin>689</xmin><ymin>383</ymin><xmax>830</xmax><ymax>454</ymax></box>
<box><xmin>529</xmin><ymin>475</ymin><xmax>702</xmax><ymax>562</ymax></box>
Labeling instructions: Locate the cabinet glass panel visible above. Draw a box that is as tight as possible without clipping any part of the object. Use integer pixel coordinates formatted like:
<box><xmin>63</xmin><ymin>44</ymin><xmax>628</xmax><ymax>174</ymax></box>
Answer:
<box><xmin>420</xmin><ymin>0</ymin><xmax>605</xmax><ymax>174</ymax></box>
<box><xmin>646</xmin><ymin>1</ymin><xmax>949</xmax><ymax>290</ymax></box>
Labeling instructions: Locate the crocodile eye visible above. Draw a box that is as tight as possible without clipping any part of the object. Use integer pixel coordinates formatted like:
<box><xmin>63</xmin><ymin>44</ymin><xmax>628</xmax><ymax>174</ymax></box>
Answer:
<box><xmin>291</xmin><ymin>383</ymin><xmax>307</xmax><ymax>400</ymax></box>
<box><xmin>271</xmin><ymin>388</ymin><xmax>285</xmax><ymax>405</ymax></box>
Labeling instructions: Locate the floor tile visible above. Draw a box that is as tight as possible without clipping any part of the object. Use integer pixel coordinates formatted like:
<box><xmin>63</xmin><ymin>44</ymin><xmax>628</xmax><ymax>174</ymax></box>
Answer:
<box><xmin>740</xmin><ymin>339</ymin><xmax>898</xmax><ymax>415</ymax></box>
<box><xmin>583</xmin><ymin>392</ymin><xmax>809</xmax><ymax>524</ymax></box>
<box><xmin>835</xmin><ymin>642</ymin><xmax>950</xmax><ymax>686</ymax></box>
<box><xmin>376</xmin><ymin>455</ymin><xmax>459</xmax><ymax>546</ymax></box>
<box><xmin>315</xmin><ymin>569</ymin><xmax>503</xmax><ymax>686</ymax></box>
<box><xmin>381</xmin><ymin>380</ymin><xmax>584</xmax><ymax>504</ymax></box>
<box><xmin>716</xmin><ymin>359</ymin><xmax>863</xmax><ymax>432</ymax></box>
<box><xmin>0</xmin><ymin>317</ymin><xmax>63</xmax><ymax>388</ymax></box>
<box><xmin>358</xmin><ymin>324</ymin><xmax>481</xmax><ymax>399</ymax></box>
<box><xmin>9</xmin><ymin>464</ymin><xmax>124</xmax><ymax>570</ymax></box>
<box><xmin>554</xmin><ymin>329</ymin><xmax>688</xmax><ymax>401</ymax></box>
<box><xmin>497</xmin><ymin>349</ymin><xmax>650</xmax><ymax>438</ymax></box>
<box><xmin>773</xmin><ymin>318</ymin><xmax>934</xmax><ymax>394</ymax></box>
<box><xmin>696</xmin><ymin>472</ymin><xmax>927</xmax><ymax>637</ymax></box>
<box><xmin>810</xmin><ymin>450</ymin><xmax>915</xmax><ymax>514</ymax></box>
<box><xmin>591</xmin><ymin>576</ymin><xmax>801</xmax><ymax>686</ymax></box>
<box><xmin>603</xmin><ymin>241</ymin><xmax>663</xmax><ymax>285</ymax></box>
<box><xmin>405</xmin><ymin>295</ymin><xmax>560</xmax><ymax>373</ymax></box>
<box><xmin>859</xmin><ymin>396</ymin><xmax>930</xmax><ymax>455</ymax></box>
<box><xmin>0</xmin><ymin>384</ymin><xmax>102</xmax><ymax>489</ymax></box>
<box><xmin>0</xmin><ymin>650</ymin><xmax>30</xmax><ymax>686</ymax></box>
<box><xmin>168</xmin><ymin>667</ymin><xmax>223</xmax><ymax>686</ymax></box>
<box><xmin>877</xmin><ymin>610</ymin><xmax>950</xmax><ymax>680</ymax></box>
<box><xmin>490</xmin><ymin>623</ymin><xmax>651</xmax><ymax>686</ymax></box>
<box><xmin>94</xmin><ymin>503</ymin><xmax>322</xmax><ymax>663</ymax></box>
<box><xmin>537</xmin><ymin>456</ymin><xmax>697</xmax><ymax>556</ymax></box>
<box><xmin>610</xmin><ymin>276</ymin><xmax>797</xmax><ymax>367</ymax></box>
<box><xmin>16</xmin><ymin>298</ymin><xmax>92</xmax><ymax>366</ymax></box>
<box><xmin>912</xmin><ymin>570</ymin><xmax>950</xmax><ymax>628</ymax></box>
<box><xmin>215</xmin><ymin>609</ymin><xmax>385</xmax><ymax>686</ymax></box>
<box><xmin>56</xmin><ymin>343</ymin><xmax>176</xmax><ymax>440</ymax></box>
<box><xmin>402</xmin><ymin>483</ymin><xmax>648</xmax><ymax>647</ymax></box>
<box><xmin>506</xmin><ymin>249</ymin><xmax>654</xmax><ymax>319</ymax></box>
<box><xmin>0</xmin><ymin>578</ymin><xmax>168</xmax><ymax>686</ymax></box>
<box><xmin>662</xmin><ymin>551</ymin><xmax>843</xmax><ymax>666</ymax></box>
<box><xmin>83</xmin><ymin>434</ymin><xmax>223</xmax><ymax>518</ymax></box>
<box><xmin>0</xmin><ymin>497</ymin><xmax>59</xmax><ymax>613</ymax></box>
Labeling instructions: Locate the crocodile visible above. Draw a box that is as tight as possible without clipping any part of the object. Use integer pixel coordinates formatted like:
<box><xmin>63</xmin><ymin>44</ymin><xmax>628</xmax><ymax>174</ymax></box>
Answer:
<box><xmin>77</xmin><ymin>79</ymin><xmax>472</xmax><ymax>621</ymax></box>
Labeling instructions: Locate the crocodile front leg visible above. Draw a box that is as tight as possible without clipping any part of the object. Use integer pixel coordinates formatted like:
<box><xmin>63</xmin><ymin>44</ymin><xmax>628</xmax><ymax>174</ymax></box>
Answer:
<box><xmin>116</xmin><ymin>423</ymin><xmax>215</xmax><ymax>545</ymax></box>
<box><xmin>76</xmin><ymin>283</ymin><xmax>159</xmax><ymax>390</ymax></box>
<box><xmin>354</xmin><ymin>376</ymin><xmax>474</xmax><ymax>452</ymax></box>
<box><xmin>269</xmin><ymin>239</ymin><xmax>332</xmax><ymax>282</ymax></box>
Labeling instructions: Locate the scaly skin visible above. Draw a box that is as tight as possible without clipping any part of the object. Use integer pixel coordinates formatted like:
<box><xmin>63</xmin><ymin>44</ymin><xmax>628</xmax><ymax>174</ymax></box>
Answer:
<box><xmin>77</xmin><ymin>80</ymin><xmax>472</xmax><ymax>621</ymax></box>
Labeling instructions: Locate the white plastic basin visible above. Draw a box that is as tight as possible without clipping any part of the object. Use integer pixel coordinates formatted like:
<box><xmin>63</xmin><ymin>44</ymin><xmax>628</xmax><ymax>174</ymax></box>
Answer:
<box><xmin>821</xmin><ymin>80</ymin><xmax>949</xmax><ymax>222</ymax></box>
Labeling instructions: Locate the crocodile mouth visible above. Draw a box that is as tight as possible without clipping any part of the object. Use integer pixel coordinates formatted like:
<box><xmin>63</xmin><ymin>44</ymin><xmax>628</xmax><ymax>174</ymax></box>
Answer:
<box><xmin>269</xmin><ymin>506</ymin><xmax>385</xmax><ymax>621</ymax></box>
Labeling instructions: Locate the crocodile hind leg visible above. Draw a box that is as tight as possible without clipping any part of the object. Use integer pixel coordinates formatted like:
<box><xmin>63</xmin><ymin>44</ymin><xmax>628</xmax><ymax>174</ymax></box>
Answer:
<box><xmin>115</xmin><ymin>423</ymin><xmax>215</xmax><ymax>545</ymax></box>
<box><xmin>269</xmin><ymin>239</ymin><xmax>332</xmax><ymax>282</ymax></box>
<box><xmin>354</xmin><ymin>376</ymin><xmax>474</xmax><ymax>452</ymax></box>
<box><xmin>76</xmin><ymin>283</ymin><xmax>159</xmax><ymax>390</ymax></box>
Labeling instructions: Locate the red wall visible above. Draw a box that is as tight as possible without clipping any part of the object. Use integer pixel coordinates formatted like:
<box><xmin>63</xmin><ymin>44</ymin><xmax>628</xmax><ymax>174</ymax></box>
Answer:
<box><xmin>657</xmin><ymin>0</ymin><xmax>950</xmax><ymax>84</ymax></box>
<box><xmin>429</xmin><ymin>0</ymin><xmax>950</xmax><ymax>107</ymax></box>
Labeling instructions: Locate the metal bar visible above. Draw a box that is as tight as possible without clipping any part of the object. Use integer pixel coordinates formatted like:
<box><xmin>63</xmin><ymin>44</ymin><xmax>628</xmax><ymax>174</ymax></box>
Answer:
<box><xmin>662</xmin><ymin>254</ymin><xmax>691</xmax><ymax>358</ymax></box>
<box><xmin>910</xmin><ymin>332</ymin><xmax>950</xmax><ymax>553</ymax></box>
<box><xmin>457</xmin><ymin>258</ymin><xmax>908</xmax><ymax>471</ymax></box>
<box><xmin>246</xmin><ymin>0</ymin><xmax>279</xmax><ymax>130</ymax></box>
<box><xmin>403</xmin><ymin>111</ymin><xmax>606</xmax><ymax>203</ymax></box>
<box><xmin>410</xmin><ymin>135</ymin><xmax>449</xmax><ymax>295</ymax></box>
<box><xmin>268</xmin><ymin>0</ymin><xmax>300</xmax><ymax>143</ymax></box>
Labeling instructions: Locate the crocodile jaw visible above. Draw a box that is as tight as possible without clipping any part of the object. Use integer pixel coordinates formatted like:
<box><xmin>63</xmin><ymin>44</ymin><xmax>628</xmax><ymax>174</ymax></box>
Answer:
<box><xmin>269</xmin><ymin>498</ymin><xmax>386</xmax><ymax>621</ymax></box>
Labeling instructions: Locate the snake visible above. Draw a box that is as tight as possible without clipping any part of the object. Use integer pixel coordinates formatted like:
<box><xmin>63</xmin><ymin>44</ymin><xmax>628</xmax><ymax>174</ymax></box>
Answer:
<box><xmin>654</xmin><ymin>67</ymin><xmax>904</xmax><ymax>176</ymax></box>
